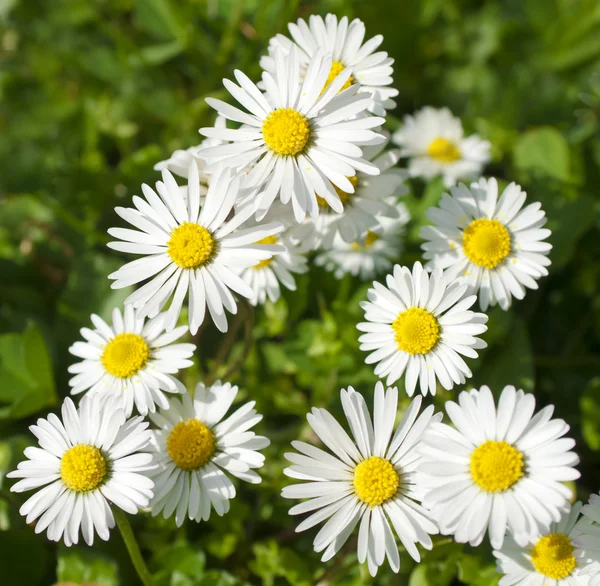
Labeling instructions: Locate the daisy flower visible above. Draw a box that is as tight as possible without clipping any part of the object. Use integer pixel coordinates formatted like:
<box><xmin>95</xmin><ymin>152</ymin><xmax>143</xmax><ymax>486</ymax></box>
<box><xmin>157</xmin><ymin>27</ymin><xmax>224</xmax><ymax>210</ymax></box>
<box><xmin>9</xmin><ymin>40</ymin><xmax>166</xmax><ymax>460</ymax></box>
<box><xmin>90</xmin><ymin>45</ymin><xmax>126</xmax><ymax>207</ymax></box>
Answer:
<box><xmin>198</xmin><ymin>45</ymin><xmax>384</xmax><ymax>223</ymax></box>
<box><xmin>392</xmin><ymin>106</ymin><xmax>490</xmax><ymax>187</ymax></box>
<box><xmin>357</xmin><ymin>261</ymin><xmax>488</xmax><ymax>396</ymax></box>
<box><xmin>418</xmin><ymin>385</ymin><xmax>581</xmax><ymax>549</ymax></box>
<box><xmin>420</xmin><ymin>177</ymin><xmax>552</xmax><ymax>311</ymax></box>
<box><xmin>259</xmin><ymin>14</ymin><xmax>398</xmax><ymax>115</ymax></box>
<box><xmin>314</xmin><ymin>202</ymin><xmax>410</xmax><ymax>280</ymax></box>
<box><xmin>494</xmin><ymin>503</ymin><xmax>599</xmax><ymax>586</ymax></box>
<box><xmin>7</xmin><ymin>395</ymin><xmax>154</xmax><ymax>546</ymax></box>
<box><xmin>68</xmin><ymin>304</ymin><xmax>195</xmax><ymax>417</ymax></box>
<box><xmin>282</xmin><ymin>384</ymin><xmax>440</xmax><ymax>577</ymax></box>
<box><xmin>107</xmin><ymin>163</ymin><xmax>284</xmax><ymax>334</ymax></box>
<box><xmin>147</xmin><ymin>381</ymin><xmax>269</xmax><ymax>526</ymax></box>
<box><xmin>574</xmin><ymin>494</ymin><xmax>600</xmax><ymax>585</ymax></box>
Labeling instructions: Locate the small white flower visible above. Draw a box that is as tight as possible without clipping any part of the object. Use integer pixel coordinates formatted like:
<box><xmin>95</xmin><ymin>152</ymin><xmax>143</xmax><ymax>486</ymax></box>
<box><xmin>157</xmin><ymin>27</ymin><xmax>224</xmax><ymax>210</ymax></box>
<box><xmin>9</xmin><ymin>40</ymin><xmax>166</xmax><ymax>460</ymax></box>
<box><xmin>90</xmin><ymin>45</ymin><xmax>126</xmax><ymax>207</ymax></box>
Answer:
<box><xmin>420</xmin><ymin>177</ymin><xmax>552</xmax><ymax>311</ymax></box>
<box><xmin>107</xmin><ymin>164</ymin><xmax>284</xmax><ymax>334</ymax></box>
<box><xmin>392</xmin><ymin>106</ymin><xmax>490</xmax><ymax>187</ymax></box>
<box><xmin>147</xmin><ymin>381</ymin><xmax>269</xmax><ymax>526</ymax></box>
<box><xmin>573</xmin><ymin>494</ymin><xmax>600</xmax><ymax>586</ymax></box>
<box><xmin>282</xmin><ymin>384</ymin><xmax>439</xmax><ymax>577</ymax></box>
<box><xmin>7</xmin><ymin>395</ymin><xmax>154</xmax><ymax>546</ymax></box>
<box><xmin>68</xmin><ymin>304</ymin><xmax>195</xmax><ymax>417</ymax></box>
<box><xmin>418</xmin><ymin>385</ymin><xmax>581</xmax><ymax>549</ymax></box>
<box><xmin>357</xmin><ymin>261</ymin><xmax>488</xmax><ymax>396</ymax></box>
<box><xmin>260</xmin><ymin>13</ymin><xmax>398</xmax><ymax>115</ymax></box>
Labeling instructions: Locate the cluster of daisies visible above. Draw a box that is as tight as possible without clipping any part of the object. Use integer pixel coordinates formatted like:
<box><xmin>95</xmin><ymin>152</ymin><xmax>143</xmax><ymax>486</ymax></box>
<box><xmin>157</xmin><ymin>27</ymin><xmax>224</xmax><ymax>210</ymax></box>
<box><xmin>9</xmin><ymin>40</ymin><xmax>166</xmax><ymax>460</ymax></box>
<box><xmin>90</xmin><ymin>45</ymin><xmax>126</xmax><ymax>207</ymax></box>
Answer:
<box><xmin>6</xmin><ymin>12</ymin><xmax>599</xmax><ymax>585</ymax></box>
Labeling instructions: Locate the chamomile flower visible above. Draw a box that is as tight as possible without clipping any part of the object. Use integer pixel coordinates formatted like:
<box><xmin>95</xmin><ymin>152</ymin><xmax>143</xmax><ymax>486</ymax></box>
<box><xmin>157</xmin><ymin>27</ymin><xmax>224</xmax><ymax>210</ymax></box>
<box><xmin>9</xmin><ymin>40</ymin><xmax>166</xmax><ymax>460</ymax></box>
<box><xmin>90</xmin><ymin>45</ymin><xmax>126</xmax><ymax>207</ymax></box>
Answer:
<box><xmin>357</xmin><ymin>262</ymin><xmax>488</xmax><ymax>396</ymax></box>
<box><xmin>420</xmin><ymin>177</ymin><xmax>552</xmax><ymax>311</ymax></box>
<box><xmin>147</xmin><ymin>381</ymin><xmax>269</xmax><ymax>526</ymax></box>
<box><xmin>418</xmin><ymin>385</ymin><xmax>581</xmax><ymax>549</ymax></box>
<box><xmin>7</xmin><ymin>395</ymin><xmax>154</xmax><ymax>546</ymax></box>
<box><xmin>494</xmin><ymin>503</ymin><xmax>596</xmax><ymax>586</ymax></box>
<box><xmin>314</xmin><ymin>203</ymin><xmax>410</xmax><ymax>280</ymax></box>
<box><xmin>282</xmin><ymin>384</ymin><xmax>439</xmax><ymax>577</ymax></box>
<box><xmin>574</xmin><ymin>494</ymin><xmax>600</xmax><ymax>585</ymax></box>
<box><xmin>259</xmin><ymin>14</ymin><xmax>398</xmax><ymax>115</ymax></box>
<box><xmin>107</xmin><ymin>163</ymin><xmax>284</xmax><ymax>334</ymax></box>
<box><xmin>198</xmin><ymin>45</ymin><xmax>384</xmax><ymax>223</ymax></box>
<box><xmin>392</xmin><ymin>106</ymin><xmax>490</xmax><ymax>187</ymax></box>
<box><xmin>68</xmin><ymin>305</ymin><xmax>195</xmax><ymax>417</ymax></box>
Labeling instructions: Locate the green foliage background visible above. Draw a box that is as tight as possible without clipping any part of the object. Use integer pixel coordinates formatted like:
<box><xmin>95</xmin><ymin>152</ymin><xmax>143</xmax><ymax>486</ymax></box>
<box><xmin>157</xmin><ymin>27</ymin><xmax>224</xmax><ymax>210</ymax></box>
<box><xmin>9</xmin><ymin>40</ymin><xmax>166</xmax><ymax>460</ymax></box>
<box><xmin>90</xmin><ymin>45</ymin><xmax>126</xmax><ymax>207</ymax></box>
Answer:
<box><xmin>1</xmin><ymin>0</ymin><xmax>600</xmax><ymax>584</ymax></box>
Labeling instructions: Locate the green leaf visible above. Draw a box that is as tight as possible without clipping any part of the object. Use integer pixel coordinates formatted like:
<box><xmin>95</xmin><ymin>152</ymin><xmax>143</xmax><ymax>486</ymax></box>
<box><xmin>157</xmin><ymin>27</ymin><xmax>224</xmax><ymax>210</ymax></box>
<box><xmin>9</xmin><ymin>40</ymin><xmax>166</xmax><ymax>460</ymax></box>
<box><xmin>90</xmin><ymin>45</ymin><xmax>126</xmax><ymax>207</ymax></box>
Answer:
<box><xmin>581</xmin><ymin>378</ymin><xmax>600</xmax><ymax>451</ymax></box>
<box><xmin>56</xmin><ymin>549</ymin><xmax>119</xmax><ymax>585</ymax></box>
<box><xmin>513</xmin><ymin>127</ymin><xmax>571</xmax><ymax>182</ymax></box>
<box><xmin>134</xmin><ymin>0</ymin><xmax>185</xmax><ymax>42</ymax></box>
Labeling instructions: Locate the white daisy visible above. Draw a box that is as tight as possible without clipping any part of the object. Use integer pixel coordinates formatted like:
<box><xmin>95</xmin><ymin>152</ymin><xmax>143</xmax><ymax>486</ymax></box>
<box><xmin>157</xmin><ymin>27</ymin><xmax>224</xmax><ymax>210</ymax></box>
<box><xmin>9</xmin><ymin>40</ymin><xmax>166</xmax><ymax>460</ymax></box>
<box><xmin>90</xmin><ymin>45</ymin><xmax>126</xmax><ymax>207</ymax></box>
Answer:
<box><xmin>418</xmin><ymin>385</ymin><xmax>581</xmax><ymax>549</ymax></box>
<box><xmin>259</xmin><ymin>13</ymin><xmax>398</xmax><ymax>115</ymax></box>
<box><xmin>357</xmin><ymin>261</ymin><xmax>488</xmax><ymax>396</ymax></box>
<box><xmin>147</xmin><ymin>381</ymin><xmax>269</xmax><ymax>526</ymax></box>
<box><xmin>392</xmin><ymin>106</ymin><xmax>491</xmax><ymax>187</ymax></box>
<box><xmin>68</xmin><ymin>304</ymin><xmax>195</xmax><ymax>417</ymax></box>
<box><xmin>314</xmin><ymin>202</ymin><xmax>410</xmax><ymax>280</ymax></box>
<box><xmin>198</xmin><ymin>45</ymin><xmax>384</xmax><ymax>223</ymax></box>
<box><xmin>107</xmin><ymin>163</ymin><xmax>284</xmax><ymax>334</ymax></box>
<box><xmin>282</xmin><ymin>384</ymin><xmax>440</xmax><ymax>577</ymax></box>
<box><xmin>574</xmin><ymin>494</ymin><xmax>600</xmax><ymax>586</ymax></box>
<box><xmin>494</xmin><ymin>503</ymin><xmax>597</xmax><ymax>586</ymax></box>
<box><xmin>420</xmin><ymin>177</ymin><xmax>552</xmax><ymax>311</ymax></box>
<box><xmin>7</xmin><ymin>395</ymin><xmax>154</xmax><ymax>546</ymax></box>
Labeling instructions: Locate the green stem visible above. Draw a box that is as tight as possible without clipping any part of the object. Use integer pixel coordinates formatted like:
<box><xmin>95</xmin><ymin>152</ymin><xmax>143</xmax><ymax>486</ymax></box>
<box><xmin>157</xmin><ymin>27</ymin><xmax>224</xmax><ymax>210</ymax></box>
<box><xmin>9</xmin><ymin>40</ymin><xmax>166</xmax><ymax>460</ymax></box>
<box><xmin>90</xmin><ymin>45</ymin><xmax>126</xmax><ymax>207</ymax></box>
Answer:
<box><xmin>114</xmin><ymin>508</ymin><xmax>154</xmax><ymax>586</ymax></box>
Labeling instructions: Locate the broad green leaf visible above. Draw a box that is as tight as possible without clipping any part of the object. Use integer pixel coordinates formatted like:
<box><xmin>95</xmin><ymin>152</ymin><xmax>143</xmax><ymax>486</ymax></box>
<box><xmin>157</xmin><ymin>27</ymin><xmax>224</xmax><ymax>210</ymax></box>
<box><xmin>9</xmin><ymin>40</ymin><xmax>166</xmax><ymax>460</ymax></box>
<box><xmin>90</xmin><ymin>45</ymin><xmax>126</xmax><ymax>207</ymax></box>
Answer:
<box><xmin>56</xmin><ymin>550</ymin><xmax>119</xmax><ymax>586</ymax></box>
<box><xmin>513</xmin><ymin>127</ymin><xmax>570</xmax><ymax>182</ymax></box>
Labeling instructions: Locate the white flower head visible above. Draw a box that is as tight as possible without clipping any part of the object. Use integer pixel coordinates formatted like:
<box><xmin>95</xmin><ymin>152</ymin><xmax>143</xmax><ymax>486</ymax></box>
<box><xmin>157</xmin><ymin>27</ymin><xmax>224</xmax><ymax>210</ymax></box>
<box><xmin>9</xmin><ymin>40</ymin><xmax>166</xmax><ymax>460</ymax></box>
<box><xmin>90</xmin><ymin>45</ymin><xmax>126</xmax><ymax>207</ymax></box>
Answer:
<box><xmin>392</xmin><ymin>106</ymin><xmax>491</xmax><ymax>187</ymax></box>
<box><xmin>573</xmin><ymin>494</ymin><xmax>600</xmax><ymax>586</ymax></box>
<box><xmin>198</xmin><ymin>45</ymin><xmax>385</xmax><ymax>223</ymax></box>
<box><xmin>7</xmin><ymin>395</ymin><xmax>154</xmax><ymax>546</ymax></box>
<box><xmin>420</xmin><ymin>177</ymin><xmax>552</xmax><ymax>311</ymax></box>
<box><xmin>107</xmin><ymin>163</ymin><xmax>284</xmax><ymax>334</ymax></box>
<box><xmin>68</xmin><ymin>304</ymin><xmax>195</xmax><ymax>417</ymax></box>
<box><xmin>147</xmin><ymin>381</ymin><xmax>270</xmax><ymax>526</ymax></box>
<box><xmin>418</xmin><ymin>385</ymin><xmax>581</xmax><ymax>549</ymax></box>
<box><xmin>259</xmin><ymin>13</ymin><xmax>398</xmax><ymax>115</ymax></box>
<box><xmin>358</xmin><ymin>262</ymin><xmax>488</xmax><ymax>396</ymax></box>
<box><xmin>282</xmin><ymin>384</ymin><xmax>440</xmax><ymax>577</ymax></box>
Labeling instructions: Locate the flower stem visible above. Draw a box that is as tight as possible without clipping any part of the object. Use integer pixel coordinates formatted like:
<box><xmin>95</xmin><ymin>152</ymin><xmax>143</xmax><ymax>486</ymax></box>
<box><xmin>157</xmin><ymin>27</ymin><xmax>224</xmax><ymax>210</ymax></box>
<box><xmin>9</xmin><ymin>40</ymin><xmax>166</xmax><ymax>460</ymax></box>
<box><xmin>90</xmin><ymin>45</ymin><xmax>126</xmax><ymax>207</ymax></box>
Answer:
<box><xmin>114</xmin><ymin>508</ymin><xmax>154</xmax><ymax>586</ymax></box>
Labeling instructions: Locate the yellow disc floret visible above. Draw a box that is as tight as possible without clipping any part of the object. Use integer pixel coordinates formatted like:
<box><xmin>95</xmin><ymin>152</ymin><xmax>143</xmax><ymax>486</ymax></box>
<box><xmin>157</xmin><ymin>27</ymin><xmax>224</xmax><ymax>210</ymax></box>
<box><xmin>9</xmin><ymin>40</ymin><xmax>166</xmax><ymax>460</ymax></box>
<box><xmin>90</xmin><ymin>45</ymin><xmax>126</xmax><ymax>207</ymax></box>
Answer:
<box><xmin>316</xmin><ymin>175</ymin><xmax>359</xmax><ymax>209</ymax></box>
<box><xmin>262</xmin><ymin>108</ymin><xmax>310</xmax><ymax>156</ymax></box>
<box><xmin>252</xmin><ymin>235</ymin><xmax>278</xmax><ymax>270</ymax></box>
<box><xmin>531</xmin><ymin>533</ymin><xmax>576</xmax><ymax>580</ymax></box>
<box><xmin>61</xmin><ymin>445</ymin><xmax>107</xmax><ymax>492</ymax></box>
<box><xmin>101</xmin><ymin>333</ymin><xmax>150</xmax><ymax>378</ymax></box>
<box><xmin>167</xmin><ymin>222</ymin><xmax>216</xmax><ymax>269</ymax></box>
<box><xmin>167</xmin><ymin>419</ymin><xmax>215</xmax><ymax>470</ymax></box>
<box><xmin>392</xmin><ymin>307</ymin><xmax>440</xmax><ymax>355</ymax></box>
<box><xmin>322</xmin><ymin>61</ymin><xmax>354</xmax><ymax>94</ymax></box>
<box><xmin>462</xmin><ymin>218</ymin><xmax>511</xmax><ymax>269</ymax></box>
<box><xmin>427</xmin><ymin>137</ymin><xmax>461</xmax><ymax>163</ymax></box>
<box><xmin>353</xmin><ymin>456</ymin><xmax>399</xmax><ymax>507</ymax></box>
<box><xmin>470</xmin><ymin>440</ymin><xmax>524</xmax><ymax>492</ymax></box>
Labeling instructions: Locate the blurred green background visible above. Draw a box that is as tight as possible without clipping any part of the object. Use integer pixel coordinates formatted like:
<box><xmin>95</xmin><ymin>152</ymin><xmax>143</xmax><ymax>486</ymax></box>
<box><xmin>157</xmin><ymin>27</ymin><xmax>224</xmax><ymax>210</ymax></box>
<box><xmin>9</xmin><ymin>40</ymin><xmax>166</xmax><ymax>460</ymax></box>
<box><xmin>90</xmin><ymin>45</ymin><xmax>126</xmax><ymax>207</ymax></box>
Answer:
<box><xmin>1</xmin><ymin>0</ymin><xmax>600</xmax><ymax>584</ymax></box>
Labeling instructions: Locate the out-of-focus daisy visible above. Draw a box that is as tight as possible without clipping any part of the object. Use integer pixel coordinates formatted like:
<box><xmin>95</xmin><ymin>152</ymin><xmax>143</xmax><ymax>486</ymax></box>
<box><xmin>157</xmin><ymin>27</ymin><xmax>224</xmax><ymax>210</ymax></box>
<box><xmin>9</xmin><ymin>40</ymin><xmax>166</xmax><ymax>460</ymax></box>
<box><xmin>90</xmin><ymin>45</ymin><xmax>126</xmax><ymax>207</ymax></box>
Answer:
<box><xmin>198</xmin><ymin>46</ymin><xmax>384</xmax><ymax>222</ymax></box>
<box><xmin>418</xmin><ymin>385</ymin><xmax>580</xmax><ymax>549</ymax></box>
<box><xmin>259</xmin><ymin>14</ymin><xmax>398</xmax><ymax>115</ymax></box>
<box><xmin>314</xmin><ymin>203</ymin><xmax>410</xmax><ymax>280</ymax></box>
<box><xmin>282</xmin><ymin>384</ymin><xmax>440</xmax><ymax>577</ymax></box>
<box><xmin>574</xmin><ymin>494</ymin><xmax>600</xmax><ymax>586</ymax></box>
<box><xmin>68</xmin><ymin>305</ymin><xmax>195</xmax><ymax>417</ymax></box>
<box><xmin>392</xmin><ymin>106</ymin><xmax>490</xmax><ymax>187</ymax></box>
<box><xmin>107</xmin><ymin>164</ymin><xmax>284</xmax><ymax>334</ymax></box>
<box><xmin>420</xmin><ymin>177</ymin><xmax>552</xmax><ymax>311</ymax></box>
<box><xmin>494</xmin><ymin>503</ymin><xmax>598</xmax><ymax>586</ymax></box>
<box><xmin>7</xmin><ymin>395</ymin><xmax>154</xmax><ymax>546</ymax></box>
<box><xmin>357</xmin><ymin>262</ymin><xmax>488</xmax><ymax>396</ymax></box>
<box><xmin>147</xmin><ymin>381</ymin><xmax>269</xmax><ymax>526</ymax></box>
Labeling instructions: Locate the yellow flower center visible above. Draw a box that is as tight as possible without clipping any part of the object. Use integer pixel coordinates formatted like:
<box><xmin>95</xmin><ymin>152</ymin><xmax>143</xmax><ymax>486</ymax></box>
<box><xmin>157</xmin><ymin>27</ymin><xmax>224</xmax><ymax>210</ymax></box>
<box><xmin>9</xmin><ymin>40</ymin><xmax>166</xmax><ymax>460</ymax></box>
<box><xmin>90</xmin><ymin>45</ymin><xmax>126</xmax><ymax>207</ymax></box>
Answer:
<box><xmin>351</xmin><ymin>230</ymin><xmax>380</xmax><ymax>250</ymax></box>
<box><xmin>427</xmin><ymin>137</ymin><xmax>461</xmax><ymax>163</ymax></box>
<box><xmin>60</xmin><ymin>445</ymin><xmax>107</xmax><ymax>492</ymax></box>
<box><xmin>392</xmin><ymin>307</ymin><xmax>440</xmax><ymax>355</ymax></box>
<box><xmin>470</xmin><ymin>440</ymin><xmax>524</xmax><ymax>492</ymax></box>
<box><xmin>252</xmin><ymin>235</ymin><xmax>278</xmax><ymax>270</ymax></box>
<box><xmin>462</xmin><ymin>218</ymin><xmax>511</xmax><ymax>269</ymax></box>
<box><xmin>531</xmin><ymin>533</ymin><xmax>577</xmax><ymax>580</ymax></box>
<box><xmin>101</xmin><ymin>333</ymin><xmax>150</xmax><ymax>378</ymax></box>
<box><xmin>167</xmin><ymin>419</ymin><xmax>216</xmax><ymax>471</ymax></box>
<box><xmin>167</xmin><ymin>222</ymin><xmax>216</xmax><ymax>269</ymax></box>
<box><xmin>262</xmin><ymin>108</ymin><xmax>310</xmax><ymax>156</ymax></box>
<box><xmin>353</xmin><ymin>456</ymin><xmax>399</xmax><ymax>508</ymax></box>
<box><xmin>316</xmin><ymin>175</ymin><xmax>359</xmax><ymax>209</ymax></box>
<box><xmin>322</xmin><ymin>60</ymin><xmax>354</xmax><ymax>94</ymax></box>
